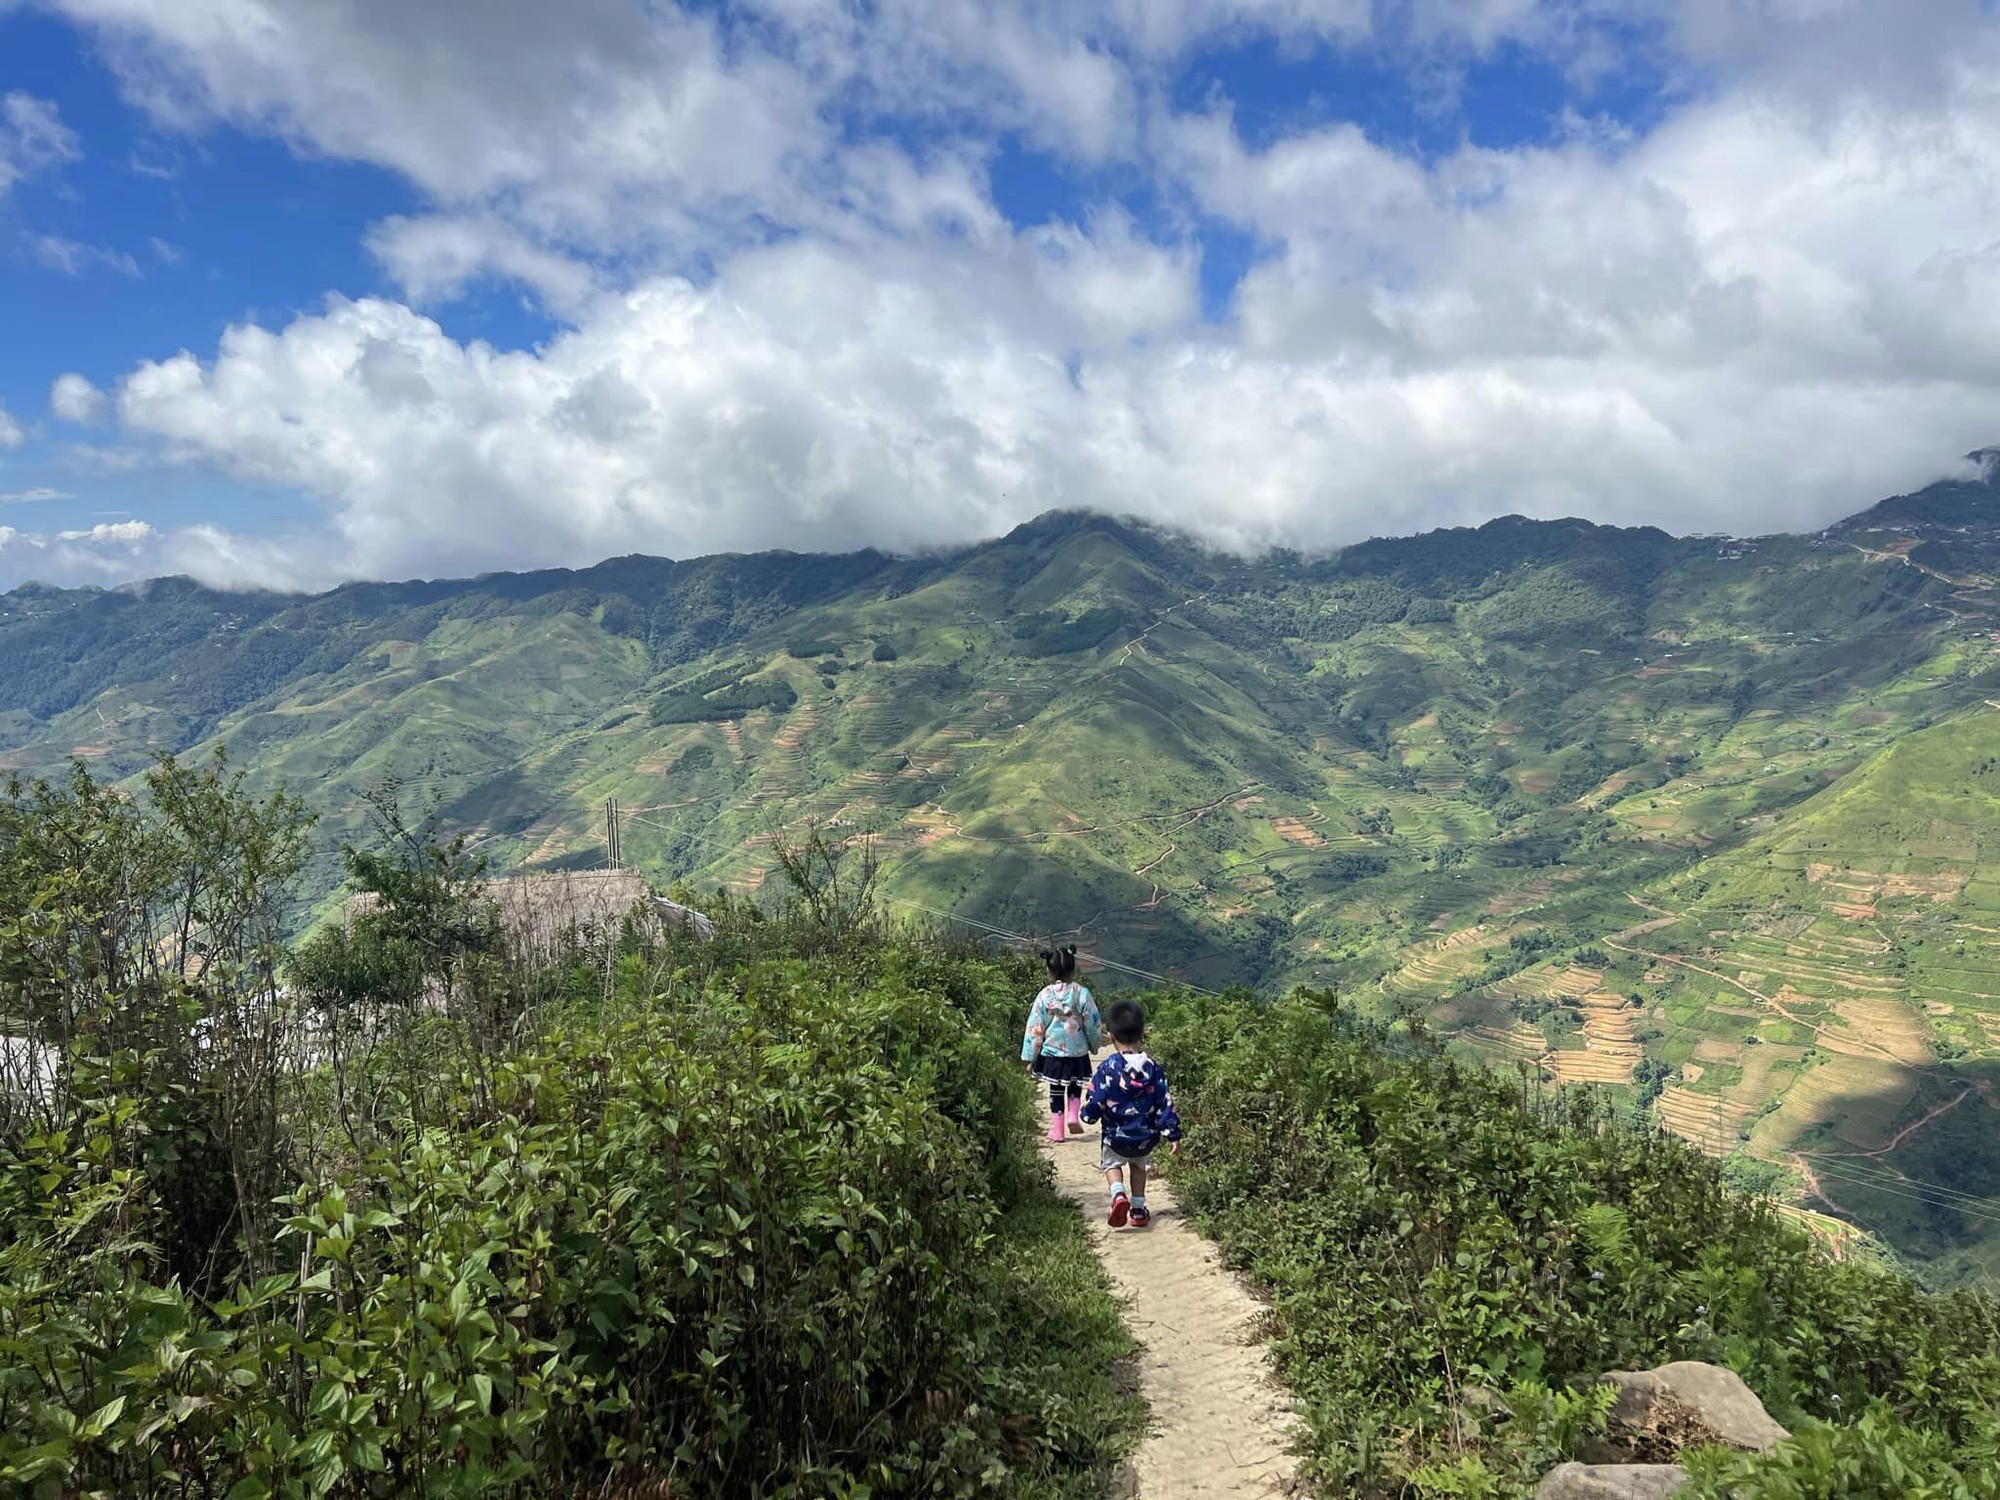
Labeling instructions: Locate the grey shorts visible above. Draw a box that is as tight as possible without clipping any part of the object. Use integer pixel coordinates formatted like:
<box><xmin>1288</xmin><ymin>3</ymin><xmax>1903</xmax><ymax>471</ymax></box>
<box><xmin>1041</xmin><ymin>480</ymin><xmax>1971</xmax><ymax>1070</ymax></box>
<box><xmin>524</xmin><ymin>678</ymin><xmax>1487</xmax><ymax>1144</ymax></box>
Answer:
<box><xmin>1101</xmin><ymin>1140</ymin><xmax>1152</xmax><ymax>1172</ymax></box>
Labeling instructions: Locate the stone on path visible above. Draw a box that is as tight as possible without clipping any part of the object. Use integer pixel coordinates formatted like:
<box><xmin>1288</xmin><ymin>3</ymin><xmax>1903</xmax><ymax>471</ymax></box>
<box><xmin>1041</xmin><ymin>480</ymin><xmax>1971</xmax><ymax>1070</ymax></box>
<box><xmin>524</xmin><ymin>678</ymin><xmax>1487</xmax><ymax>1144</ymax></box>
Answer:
<box><xmin>1040</xmin><ymin>1130</ymin><xmax>1299</xmax><ymax>1498</ymax></box>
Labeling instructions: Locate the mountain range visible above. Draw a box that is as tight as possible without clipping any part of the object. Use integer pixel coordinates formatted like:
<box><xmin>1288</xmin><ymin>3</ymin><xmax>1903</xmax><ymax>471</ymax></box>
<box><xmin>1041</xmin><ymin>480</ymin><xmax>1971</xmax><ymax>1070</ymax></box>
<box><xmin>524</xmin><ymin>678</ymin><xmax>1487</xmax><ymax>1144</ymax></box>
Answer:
<box><xmin>6</xmin><ymin>469</ymin><xmax>2000</xmax><ymax>1286</ymax></box>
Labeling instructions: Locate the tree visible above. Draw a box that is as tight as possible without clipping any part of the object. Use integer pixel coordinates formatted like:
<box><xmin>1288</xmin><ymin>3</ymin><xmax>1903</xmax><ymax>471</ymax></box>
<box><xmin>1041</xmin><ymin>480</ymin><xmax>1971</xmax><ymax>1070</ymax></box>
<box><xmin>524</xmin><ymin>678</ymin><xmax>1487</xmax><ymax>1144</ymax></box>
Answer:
<box><xmin>338</xmin><ymin>774</ymin><xmax>499</xmax><ymax>1002</ymax></box>
<box><xmin>771</xmin><ymin>821</ymin><xmax>880</xmax><ymax>950</ymax></box>
<box><xmin>0</xmin><ymin>749</ymin><xmax>313</xmax><ymax>1285</ymax></box>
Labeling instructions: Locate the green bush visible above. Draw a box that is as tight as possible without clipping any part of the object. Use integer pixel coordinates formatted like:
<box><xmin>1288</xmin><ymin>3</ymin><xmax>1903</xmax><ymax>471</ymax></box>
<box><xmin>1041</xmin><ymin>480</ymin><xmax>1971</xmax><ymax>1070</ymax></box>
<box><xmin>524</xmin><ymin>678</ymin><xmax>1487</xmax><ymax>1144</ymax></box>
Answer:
<box><xmin>0</xmin><ymin>948</ymin><xmax>1136</xmax><ymax>1499</ymax></box>
<box><xmin>0</xmin><ymin>766</ymin><xmax>1137</xmax><ymax>1499</ymax></box>
<box><xmin>1683</xmin><ymin>1406</ymin><xmax>2000</xmax><ymax>1499</ymax></box>
<box><xmin>1147</xmin><ymin>994</ymin><xmax>2000</xmax><ymax>1496</ymax></box>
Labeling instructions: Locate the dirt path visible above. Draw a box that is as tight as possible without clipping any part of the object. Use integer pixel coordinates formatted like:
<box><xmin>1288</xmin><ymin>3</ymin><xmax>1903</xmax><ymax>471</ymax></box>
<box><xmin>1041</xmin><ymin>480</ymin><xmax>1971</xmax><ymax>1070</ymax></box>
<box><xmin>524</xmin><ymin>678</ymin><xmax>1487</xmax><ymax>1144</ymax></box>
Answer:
<box><xmin>1819</xmin><ymin>1087</ymin><xmax>1974</xmax><ymax>1159</ymax></box>
<box><xmin>1040</xmin><ymin>1130</ymin><xmax>1299</xmax><ymax>1498</ymax></box>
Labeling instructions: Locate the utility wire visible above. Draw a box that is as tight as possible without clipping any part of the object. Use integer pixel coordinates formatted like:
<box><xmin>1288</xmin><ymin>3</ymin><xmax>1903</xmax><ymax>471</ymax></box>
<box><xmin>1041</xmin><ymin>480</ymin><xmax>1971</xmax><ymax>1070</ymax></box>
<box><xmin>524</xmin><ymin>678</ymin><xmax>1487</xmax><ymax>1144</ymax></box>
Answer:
<box><xmin>617</xmin><ymin>805</ymin><xmax>1224</xmax><ymax>995</ymax></box>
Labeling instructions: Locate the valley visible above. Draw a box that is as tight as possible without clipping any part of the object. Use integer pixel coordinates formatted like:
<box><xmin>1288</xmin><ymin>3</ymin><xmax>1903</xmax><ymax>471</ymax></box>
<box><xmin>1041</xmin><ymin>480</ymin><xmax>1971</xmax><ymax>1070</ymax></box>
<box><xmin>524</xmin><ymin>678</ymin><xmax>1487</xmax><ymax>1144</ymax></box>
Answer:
<box><xmin>8</xmin><ymin>470</ymin><xmax>2000</xmax><ymax>1286</ymax></box>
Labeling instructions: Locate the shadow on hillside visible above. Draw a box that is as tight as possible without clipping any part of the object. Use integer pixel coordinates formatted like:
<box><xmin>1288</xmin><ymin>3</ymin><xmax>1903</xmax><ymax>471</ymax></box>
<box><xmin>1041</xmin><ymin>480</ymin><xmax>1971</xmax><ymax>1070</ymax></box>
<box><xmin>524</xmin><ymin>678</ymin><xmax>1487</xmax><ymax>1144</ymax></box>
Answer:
<box><xmin>908</xmin><ymin>844</ymin><xmax>1253</xmax><ymax>990</ymax></box>
<box><xmin>1796</xmin><ymin>1057</ymin><xmax>2000</xmax><ymax>1289</ymax></box>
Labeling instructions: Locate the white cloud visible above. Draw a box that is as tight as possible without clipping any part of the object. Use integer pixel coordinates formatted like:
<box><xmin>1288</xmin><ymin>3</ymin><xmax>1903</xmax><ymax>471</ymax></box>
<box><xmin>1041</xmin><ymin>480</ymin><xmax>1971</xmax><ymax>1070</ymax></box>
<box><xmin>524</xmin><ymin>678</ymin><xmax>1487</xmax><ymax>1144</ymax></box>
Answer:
<box><xmin>33</xmin><ymin>235</ymin><xmax>143</xmax><ymax>277</ymax></box>
<box><xmin>56</xmin><ymin>519</ymin><xmax>155</xmax><ymax>544</ymax></box>
<box><xmin>56</xmin><ymin>0</ymin><xmax>829</xmax><ymax>262</ymax></box>
<box><xmin>0</xmin><ymin>92</ymin><xmax>79</xmax><ymax>197</ymax></box>
<box><xmin>0</xmin><ymin>406</ymin><xmax>21</xmax><ymax>450</ymax></box>
<box><xmin>0</xmin><ymin>518</ymin><xmax>168</xmax><ymax>587</ymax></box>
<box><xmin>54</xmin><ymin>524</ymin><xmax>153</xmax><ymax>548</ymax></box>
<box><xmin>0</xmin><ymin>488</ymin><xmax>73</xmax><ymax>504</ymax></box>
<box><xmin>34</xmin><ymin>0</ymin><xmax>2000</xmax><ymax>589</ymax></box>
<box><xmin>365</xmin><ymin>215</ymin><xmax>599</xmax><ymax>314</ymax></box>
<box><xmin>50</xmin><ymin>374</ymin><xmax>108</xmax><ymax>425</ymax></box>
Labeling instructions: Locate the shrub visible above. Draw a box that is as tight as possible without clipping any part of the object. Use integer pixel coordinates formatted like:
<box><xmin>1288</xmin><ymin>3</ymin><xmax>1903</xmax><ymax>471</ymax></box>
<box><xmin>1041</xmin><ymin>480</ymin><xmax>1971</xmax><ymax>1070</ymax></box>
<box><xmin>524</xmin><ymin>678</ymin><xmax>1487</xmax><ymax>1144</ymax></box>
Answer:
<box><xmin>0</xmin><ymin>768</ymin><xmax>1135</xmax><ymax>1499</ymax></box>
<box><xmin>1147</xmin><ymin>993</ymin><xmax>2000</xmax><ymax>1495</ymax></box>
<box><xmin>1683</xmin><ymin>1406</ymin><xmax>2000</xmax><ymax>1499</ymax></box>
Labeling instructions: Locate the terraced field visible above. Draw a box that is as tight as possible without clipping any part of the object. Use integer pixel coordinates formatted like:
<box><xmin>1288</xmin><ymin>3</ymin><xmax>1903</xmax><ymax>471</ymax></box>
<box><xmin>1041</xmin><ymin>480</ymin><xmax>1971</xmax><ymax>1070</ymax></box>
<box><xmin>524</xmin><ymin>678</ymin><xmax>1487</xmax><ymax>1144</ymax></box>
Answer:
<box><xmin>1543</xmin><ymin>992</ymin><xmax>1645</xmax><ymax>1086</ymax></box>
<box><xmin>12</xmin><ymin>488</ymin><xmax>2000</xmax><ymax>1282</ymax></box>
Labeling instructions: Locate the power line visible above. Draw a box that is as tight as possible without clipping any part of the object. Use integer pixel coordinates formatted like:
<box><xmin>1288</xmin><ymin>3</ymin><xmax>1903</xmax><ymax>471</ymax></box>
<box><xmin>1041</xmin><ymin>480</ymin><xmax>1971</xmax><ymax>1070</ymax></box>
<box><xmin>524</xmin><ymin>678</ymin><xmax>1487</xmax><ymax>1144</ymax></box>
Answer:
<box><xmin>613</xmin><ymin>803</ymin><xmax>2000</xmax><ymax>1232</ymax></box>
<box><xmin>618</xmin><ymin>804</ymin><xmax>1225</xmax><ymax>995</ymax></box>
<box><xmin>1789</xmin><ymin>1159</ymin><xmax>2000</xmax><ymax>1229</ymax></box>
<box><xmin>1793</xmin><ymin>1150</ymin><xmax>2000</xmax><ymax>1214</ymax></box>
<box><xmin>878</xmin><ymin>895</ymin><xmax>1225</xmax><ymax>996</ymax></box>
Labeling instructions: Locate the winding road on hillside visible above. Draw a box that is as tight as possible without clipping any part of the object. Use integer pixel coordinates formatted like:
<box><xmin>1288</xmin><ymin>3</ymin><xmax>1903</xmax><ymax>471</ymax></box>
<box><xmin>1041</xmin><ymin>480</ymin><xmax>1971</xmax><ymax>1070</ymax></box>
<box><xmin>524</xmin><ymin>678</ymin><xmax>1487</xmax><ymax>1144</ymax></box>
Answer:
<box><xmin>1040</xmin><ymin>1127</ymin><xmax>1300</xmax><ymax>1498</ymax></box>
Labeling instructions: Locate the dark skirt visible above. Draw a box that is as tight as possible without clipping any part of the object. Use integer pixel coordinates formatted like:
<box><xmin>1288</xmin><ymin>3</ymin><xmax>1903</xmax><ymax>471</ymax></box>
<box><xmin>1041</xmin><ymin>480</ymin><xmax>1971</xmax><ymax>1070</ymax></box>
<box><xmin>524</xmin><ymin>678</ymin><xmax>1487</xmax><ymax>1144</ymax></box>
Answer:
<box><xmin>1033</xmin><ymin>1053</ymin><xmax>1093</xmax><ymax>1084</ymax></box>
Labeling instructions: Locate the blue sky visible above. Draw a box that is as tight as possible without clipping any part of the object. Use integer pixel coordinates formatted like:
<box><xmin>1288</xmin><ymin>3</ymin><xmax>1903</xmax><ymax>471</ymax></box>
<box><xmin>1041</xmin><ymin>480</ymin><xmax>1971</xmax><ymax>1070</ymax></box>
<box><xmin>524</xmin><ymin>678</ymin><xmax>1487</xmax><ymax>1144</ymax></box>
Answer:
<box><xmin>3</xmin><ymin>1</ymin><xmax>1999</xmax><ymax>589</ymax></box>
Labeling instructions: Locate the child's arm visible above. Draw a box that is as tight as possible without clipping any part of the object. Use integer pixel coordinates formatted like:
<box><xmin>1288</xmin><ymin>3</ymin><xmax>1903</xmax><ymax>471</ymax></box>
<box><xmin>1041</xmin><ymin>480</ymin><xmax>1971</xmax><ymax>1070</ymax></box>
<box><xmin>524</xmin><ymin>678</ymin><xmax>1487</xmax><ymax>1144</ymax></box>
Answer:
<box><xmin>1081</xmin><ymin>989</ymin><xmax>1103</xmax><ymax>1052</ymax></box>
<box><xmin>1079</xmin><ymin>1058</ymin><xmax>1111</xmax><ymax>1124</ymax></box>
<box><xmin>1020</xmin><ymin>990</ymin><xmax>1049</xmax><ymax>1062</ymax></box>
<box><xmin>1154</xmin><ymin>1065</ymin><xmax>1183</xmax><ymax>1143</ymax></box>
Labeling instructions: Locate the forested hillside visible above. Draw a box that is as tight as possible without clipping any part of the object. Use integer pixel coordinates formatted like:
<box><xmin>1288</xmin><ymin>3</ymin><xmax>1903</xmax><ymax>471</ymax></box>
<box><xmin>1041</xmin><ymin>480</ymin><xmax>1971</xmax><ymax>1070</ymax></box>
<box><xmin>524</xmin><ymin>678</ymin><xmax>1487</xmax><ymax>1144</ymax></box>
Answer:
<box><xmin>7</xmin><ymin>470</ymin><xmax>2000</xmax><ymax>1285</ymax></box>
<box><xmin>4</xmin><ymin>764</ymin><xmax>1997</xmax><ymax>1498</ymax></box>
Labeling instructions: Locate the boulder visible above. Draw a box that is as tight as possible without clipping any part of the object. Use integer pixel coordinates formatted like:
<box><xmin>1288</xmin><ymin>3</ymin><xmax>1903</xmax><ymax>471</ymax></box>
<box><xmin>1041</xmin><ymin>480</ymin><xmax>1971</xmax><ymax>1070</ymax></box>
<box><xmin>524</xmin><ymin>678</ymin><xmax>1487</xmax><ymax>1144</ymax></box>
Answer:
<box><xmin>1534</xmin><ymin>1462</ymin><xmax>1688</xmax><ymax>1499</ymax></box>
<box><xmin>1594</xmin><ymin>1361</ymin><xmax>1789</xmax><ymax>1459</ymax></box>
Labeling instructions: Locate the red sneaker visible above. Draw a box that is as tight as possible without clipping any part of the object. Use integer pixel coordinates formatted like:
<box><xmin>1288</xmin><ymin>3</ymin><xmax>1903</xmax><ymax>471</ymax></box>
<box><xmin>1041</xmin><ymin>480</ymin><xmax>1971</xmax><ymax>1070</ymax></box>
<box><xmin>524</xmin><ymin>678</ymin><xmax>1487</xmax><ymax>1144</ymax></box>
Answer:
<box><xmin>1108</xmin><ymin>1191</ymin><xmax>1130</xmax><ymax>1228</ymax></box>
<box><xmin>1129</xmin><ymin>1202</ymin><xmax>1152</xmax><ymax>1229</ymax></box>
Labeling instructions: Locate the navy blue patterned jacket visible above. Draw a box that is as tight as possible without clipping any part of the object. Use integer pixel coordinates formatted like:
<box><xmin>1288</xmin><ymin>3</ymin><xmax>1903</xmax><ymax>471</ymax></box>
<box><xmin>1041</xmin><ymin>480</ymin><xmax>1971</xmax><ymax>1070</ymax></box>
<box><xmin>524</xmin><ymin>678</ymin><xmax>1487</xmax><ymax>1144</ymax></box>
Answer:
<box><xmin>1080</xmin><ymin>1050</ymin><xmax>1183</xmax><ymax>1159</ymax></box>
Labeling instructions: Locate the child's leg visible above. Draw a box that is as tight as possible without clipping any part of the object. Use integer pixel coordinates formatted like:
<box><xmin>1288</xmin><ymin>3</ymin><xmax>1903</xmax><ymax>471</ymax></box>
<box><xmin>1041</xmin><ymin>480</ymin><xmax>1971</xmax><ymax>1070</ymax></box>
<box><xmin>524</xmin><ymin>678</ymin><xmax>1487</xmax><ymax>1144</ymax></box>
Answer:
<box><xmin>1103</xmin><ymin>1157</ymin><xmax>1130</xmax><ymax>1226</ymax></box>
<box><xmin>1127</xmin><ymin>1161</ymin><xmax>1153</xmax><ymax>1227</ymax></box>
<box><xmin>1044</xmin><ymin>1076</ymin><xmax>1066</xmax><ymax>1142</ymax></box>
<box><xmin>1064</xmin><ymin>1081</ymin><xmax>1084</xmax><ymax>1132</ymax></box>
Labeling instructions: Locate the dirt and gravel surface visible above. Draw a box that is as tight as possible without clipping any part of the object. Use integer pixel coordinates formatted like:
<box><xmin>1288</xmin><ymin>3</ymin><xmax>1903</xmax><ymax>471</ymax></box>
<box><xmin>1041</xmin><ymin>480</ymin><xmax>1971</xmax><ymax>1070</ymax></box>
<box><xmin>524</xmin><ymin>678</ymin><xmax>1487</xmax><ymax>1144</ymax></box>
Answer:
<box><xmin>1040</xmin><ymin>1126</ymin><xmax>1300</xmax><ymax>1498</ymax></box>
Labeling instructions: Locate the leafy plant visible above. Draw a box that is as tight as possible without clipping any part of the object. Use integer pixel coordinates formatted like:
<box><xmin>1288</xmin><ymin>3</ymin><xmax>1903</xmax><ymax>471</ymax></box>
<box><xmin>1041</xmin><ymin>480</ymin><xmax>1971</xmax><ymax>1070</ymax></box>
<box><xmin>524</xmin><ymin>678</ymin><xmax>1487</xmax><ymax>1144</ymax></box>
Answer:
<box><xmin>0</xmin><ymin>770</ymin><xmax>1136</xmax><ymax>1499</ymax></box>
<box><xmin>1147</xmin><ymin>993</ymin><xmax>2000</xmax><ymax>1496</ymax></box>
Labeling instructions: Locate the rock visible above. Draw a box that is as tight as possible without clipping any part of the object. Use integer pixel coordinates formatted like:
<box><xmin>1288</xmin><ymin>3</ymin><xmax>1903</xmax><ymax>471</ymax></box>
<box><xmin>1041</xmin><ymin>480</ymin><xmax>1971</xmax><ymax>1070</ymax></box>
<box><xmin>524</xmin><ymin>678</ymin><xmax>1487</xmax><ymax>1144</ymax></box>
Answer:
<box><xmin>1534</xmin><ymin>1462</ymin><xmax>1689</xmax><ymax>1499</ymax></box>
<box><xmin>1595</xmin><ymin>1361</ymin><xmax>1789</xmax><ymax>1459</ymax></box>
<box><xmin>1459</xmin><ymin>1383</ymin><xmax>1514</xmax><ymax>1420</ymax></box>
<box><xmin>1451</xmin><ymin>1382</ymin><xmax>1514</xmax><ymax>1443</ymax></box>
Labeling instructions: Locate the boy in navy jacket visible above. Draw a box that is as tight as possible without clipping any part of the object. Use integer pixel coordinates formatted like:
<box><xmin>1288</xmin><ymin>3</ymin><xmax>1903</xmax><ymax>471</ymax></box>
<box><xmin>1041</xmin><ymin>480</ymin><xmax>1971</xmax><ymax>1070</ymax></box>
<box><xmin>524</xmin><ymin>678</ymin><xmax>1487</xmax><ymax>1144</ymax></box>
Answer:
<box><xmin>1080</xmin><ymin>998</ymin><xmax>1182</xmax><ymax>1228</ymax></box>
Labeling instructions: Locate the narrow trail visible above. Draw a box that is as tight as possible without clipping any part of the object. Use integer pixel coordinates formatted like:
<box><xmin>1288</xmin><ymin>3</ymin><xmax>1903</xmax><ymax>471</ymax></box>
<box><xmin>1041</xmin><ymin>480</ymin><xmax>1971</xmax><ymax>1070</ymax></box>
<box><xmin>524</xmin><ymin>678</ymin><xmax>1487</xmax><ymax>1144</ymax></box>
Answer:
<box><xmin>1040</xmin><ymin>1129</ymin><xmax>1299</xmax><ymax>1499</ymax></box>
<box><xmin>1118</xmin><ymin>594</ymin><xmax>1206</xmax><ymax>667</ymax></box>
<box><xmin>1791</xmin><ymin>1154</ymin><xmax>1855</xmax><ymax>1219</ymax></box>
<box><xmin>1819</xmin><ymin>1087</ymin><xmax>1975</xmax><ymax>1160</ymax></box>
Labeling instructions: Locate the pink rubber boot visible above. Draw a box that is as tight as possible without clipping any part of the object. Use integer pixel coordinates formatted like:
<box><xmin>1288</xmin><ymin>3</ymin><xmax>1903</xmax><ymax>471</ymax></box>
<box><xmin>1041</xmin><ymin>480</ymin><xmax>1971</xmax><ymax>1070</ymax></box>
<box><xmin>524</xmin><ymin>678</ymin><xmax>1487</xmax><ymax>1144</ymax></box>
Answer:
<box><xmin>1065</xmin><ymin>1094</ymin><xmax>1084</xmax><ymax>1135</ymax></box>
<box><xmin>1047</xmin><ymin>1108</ymin><xmax>1066</xmax><ymax>1143</ymax></box>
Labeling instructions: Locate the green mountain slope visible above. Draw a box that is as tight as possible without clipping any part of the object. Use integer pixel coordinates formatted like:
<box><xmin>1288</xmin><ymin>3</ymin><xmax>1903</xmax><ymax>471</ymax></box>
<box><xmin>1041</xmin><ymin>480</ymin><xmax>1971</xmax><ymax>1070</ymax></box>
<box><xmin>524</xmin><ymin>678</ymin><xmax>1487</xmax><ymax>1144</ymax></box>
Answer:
<box><xmin>8</xmin><ymin>475</ymin><xmax>2000</xmax><ymax>1282</ymax></box>
<box><xmin>1594</xmin><ymin>710</ymin><xmax>2000</xmax><ymax>1283</ymax></box>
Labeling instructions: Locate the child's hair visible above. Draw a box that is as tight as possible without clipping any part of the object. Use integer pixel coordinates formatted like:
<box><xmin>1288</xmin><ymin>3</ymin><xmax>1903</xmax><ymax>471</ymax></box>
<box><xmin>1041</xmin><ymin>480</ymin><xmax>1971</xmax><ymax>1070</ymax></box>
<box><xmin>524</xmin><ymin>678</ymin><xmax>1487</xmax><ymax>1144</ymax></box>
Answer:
<box><xmin>1105</xmin><ymin>998</ymin><xmax>1145</xmax><ymax>1045</ymax></box>
<box><xmin>1039</xmin><ymin>944</ymin><xmax>1078</xmax><ymax>982</ymax></box>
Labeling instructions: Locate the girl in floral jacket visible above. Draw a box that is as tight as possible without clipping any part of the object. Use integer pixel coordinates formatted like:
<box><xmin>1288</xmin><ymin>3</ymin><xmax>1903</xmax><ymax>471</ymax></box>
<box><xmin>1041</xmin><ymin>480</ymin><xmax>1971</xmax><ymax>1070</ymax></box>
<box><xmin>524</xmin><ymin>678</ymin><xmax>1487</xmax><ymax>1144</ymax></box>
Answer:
<box><xmin>1020</xmin><ymin>945</ymin><xmax>1102</xmax><ymax>1143</ymax></box>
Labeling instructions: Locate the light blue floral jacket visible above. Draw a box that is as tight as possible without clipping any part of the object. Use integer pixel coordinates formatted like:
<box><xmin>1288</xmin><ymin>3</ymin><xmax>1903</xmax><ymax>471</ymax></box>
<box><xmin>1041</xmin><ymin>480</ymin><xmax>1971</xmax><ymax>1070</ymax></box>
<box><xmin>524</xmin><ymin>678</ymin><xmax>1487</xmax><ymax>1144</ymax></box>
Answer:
<box><xmin>1020</xmin><ymin>981</ymin><xmax>1103</xmax><ymax>1060</ymax></box>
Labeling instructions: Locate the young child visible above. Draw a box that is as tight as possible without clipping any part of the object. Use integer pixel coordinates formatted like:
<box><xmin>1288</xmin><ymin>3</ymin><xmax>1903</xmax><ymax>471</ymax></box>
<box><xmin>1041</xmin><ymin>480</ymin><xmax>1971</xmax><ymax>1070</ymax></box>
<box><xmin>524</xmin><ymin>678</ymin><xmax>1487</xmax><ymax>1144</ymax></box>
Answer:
<box><xmin>1020</xmin><ymin>945</ymin><xmax>1102</xmax><ymax>1143</ymax></box>
<box><xmin>1080</xmin><ymin>998</ymin><xmax>1182</xmax><ymax>1228</ymax></box>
